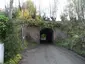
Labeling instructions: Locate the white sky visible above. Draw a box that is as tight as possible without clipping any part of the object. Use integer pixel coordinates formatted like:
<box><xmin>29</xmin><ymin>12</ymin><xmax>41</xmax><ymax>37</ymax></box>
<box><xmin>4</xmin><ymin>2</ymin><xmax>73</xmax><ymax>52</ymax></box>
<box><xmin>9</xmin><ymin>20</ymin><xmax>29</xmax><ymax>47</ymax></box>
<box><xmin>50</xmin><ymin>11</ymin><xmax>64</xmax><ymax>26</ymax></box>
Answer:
<box><xmin>0</xmin><ymin>0</ymin><xmax>68</xmax><ymax>20</ymax></box>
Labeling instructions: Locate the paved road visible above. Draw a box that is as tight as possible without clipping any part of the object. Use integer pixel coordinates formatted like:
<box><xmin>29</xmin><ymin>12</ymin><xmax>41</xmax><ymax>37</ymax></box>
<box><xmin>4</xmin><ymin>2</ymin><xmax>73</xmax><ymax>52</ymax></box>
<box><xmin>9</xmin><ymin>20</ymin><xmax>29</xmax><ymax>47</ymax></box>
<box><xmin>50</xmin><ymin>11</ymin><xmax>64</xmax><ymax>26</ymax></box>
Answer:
<box><xmin>19</xmin><ymin>45</ymin><xmax>85</xmax><ymax>64</ymax></box>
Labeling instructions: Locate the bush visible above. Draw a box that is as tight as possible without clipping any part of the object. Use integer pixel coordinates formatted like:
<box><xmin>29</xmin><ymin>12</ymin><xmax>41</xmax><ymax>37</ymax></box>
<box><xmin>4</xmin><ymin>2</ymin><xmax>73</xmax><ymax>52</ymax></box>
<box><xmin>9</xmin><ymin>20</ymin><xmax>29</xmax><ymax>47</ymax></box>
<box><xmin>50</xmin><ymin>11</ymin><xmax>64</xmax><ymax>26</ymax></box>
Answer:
<box><xmin>0</xmin><ymin>15</ymin><xmax>9</xmax><ymax>40</ymax></box>
<box><xmin>0</xmin><ymin>16</ymin><xmax>24</xmax><ymax>63</ymax></box>
<box><xmin>4</xmin><ymin>21</ymin><xmax>23</xmax><ymax>63</ymax></box>
<box><xmin>56</xmin><ymin>21</ymin><xmax>85</xmax><ymax>57</ymax></box>
<box><xmin>5</xmin><ymin>54</ymin><xmax>22</xmax><ymax>64</ymax></box>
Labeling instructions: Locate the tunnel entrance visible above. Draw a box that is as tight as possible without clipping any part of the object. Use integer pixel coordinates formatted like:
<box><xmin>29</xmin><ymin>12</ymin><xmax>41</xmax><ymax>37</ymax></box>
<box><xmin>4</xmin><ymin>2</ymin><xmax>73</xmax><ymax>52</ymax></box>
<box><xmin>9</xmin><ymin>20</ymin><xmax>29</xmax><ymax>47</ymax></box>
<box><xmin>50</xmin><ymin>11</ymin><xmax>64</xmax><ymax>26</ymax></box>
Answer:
<box><xmin>40</xmin><ymin>28</ymin><xmax>53</xmax><ymax>44</ymax></box>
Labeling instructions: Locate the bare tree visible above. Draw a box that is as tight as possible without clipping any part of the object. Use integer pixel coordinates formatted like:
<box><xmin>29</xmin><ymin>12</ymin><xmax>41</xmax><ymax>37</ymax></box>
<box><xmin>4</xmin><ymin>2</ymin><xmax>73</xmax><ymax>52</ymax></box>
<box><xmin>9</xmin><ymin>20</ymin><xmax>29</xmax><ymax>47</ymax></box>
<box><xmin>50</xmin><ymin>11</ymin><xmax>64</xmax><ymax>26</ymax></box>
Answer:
<box><xmin>51</xmin><ymin>0</ymin><xmax>58</xmax><ymax>21</ymax></box>
<box><xmin>71</xmin><ymin>0</ymin><xmax>85</xmax><ymax>21</ymax></box>
<box><xmin>9</xmin><ymin>0</ymin><xmax>14</xmax><ymax>19</ymax></box>
<box><xmin>18</xmin><ymin>0</ymin><xmax>22</xmax><ymax>11</ymax></box>
<box><xmin>62</xmin><ymin>0</ymin><xmax>85</xmax><ymax>22</ymax></box>
<box><xmin>38</xmin><ymin>0</ymin><xmax>41</xmax><ymax>17</ymax></box>
<box><xmin>49</xmin><ymin>0</ymin><xmax>52</xmax><ymax>18</ymax></box>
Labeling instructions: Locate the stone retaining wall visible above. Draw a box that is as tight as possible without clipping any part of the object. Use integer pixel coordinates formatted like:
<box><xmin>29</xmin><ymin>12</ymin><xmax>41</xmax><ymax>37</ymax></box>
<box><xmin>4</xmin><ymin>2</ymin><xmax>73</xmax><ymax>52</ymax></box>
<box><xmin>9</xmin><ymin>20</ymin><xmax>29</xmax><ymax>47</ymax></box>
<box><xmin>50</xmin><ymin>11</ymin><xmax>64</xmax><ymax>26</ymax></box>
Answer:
<box><xmin>23</xmin><ymin>26</ymin><xmax>67</xmax><ymax>44</ymax></box>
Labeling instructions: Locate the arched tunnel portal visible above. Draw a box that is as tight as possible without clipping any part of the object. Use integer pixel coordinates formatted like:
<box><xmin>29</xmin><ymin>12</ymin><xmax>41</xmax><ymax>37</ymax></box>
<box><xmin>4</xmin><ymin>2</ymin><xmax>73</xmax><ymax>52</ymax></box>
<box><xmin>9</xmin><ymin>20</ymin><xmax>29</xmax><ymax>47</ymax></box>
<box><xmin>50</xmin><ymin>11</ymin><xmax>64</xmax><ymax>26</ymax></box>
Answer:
<box><xmin>40</xmin><ymin>28</ymin><xmax>53</xmax><ymax>44</ymax></box>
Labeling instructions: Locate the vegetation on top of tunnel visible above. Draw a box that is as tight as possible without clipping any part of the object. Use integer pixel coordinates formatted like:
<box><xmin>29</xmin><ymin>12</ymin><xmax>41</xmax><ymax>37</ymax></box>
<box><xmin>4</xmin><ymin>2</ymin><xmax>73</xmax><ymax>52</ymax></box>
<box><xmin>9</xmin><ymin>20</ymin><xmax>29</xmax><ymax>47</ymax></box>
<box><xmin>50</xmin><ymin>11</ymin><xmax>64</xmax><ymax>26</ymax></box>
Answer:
<box><xmin>14</xmin><ymin>19</ymin><xmax>63</xmax><ymax>29</ymax></box>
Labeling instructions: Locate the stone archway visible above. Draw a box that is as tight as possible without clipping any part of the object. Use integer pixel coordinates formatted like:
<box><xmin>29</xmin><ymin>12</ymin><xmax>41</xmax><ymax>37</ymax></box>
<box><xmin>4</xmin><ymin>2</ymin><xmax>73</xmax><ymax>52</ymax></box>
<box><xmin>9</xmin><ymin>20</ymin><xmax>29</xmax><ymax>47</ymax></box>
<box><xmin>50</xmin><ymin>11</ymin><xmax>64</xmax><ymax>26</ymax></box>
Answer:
<box><xmin>40</xmin><ymin>28</ymin><xmax>53</xmax><ymax>44</ymax></box>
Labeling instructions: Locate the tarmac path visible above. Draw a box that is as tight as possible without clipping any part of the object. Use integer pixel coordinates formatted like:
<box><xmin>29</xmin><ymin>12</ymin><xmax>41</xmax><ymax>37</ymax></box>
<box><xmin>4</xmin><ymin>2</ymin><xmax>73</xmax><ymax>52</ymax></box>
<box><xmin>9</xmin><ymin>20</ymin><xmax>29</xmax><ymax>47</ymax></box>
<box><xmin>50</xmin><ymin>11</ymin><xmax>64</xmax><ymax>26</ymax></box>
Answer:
<box><xmin>19</xmin><ymin>44</ymin><xmax>85</xmax><ymax>64</ymax></box>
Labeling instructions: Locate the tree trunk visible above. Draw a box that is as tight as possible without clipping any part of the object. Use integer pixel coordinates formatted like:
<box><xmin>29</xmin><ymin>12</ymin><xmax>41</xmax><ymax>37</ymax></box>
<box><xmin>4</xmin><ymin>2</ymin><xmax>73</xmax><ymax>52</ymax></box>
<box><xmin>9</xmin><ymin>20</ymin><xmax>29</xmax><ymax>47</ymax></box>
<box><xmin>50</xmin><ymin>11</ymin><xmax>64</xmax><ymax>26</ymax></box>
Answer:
<box><xmin>9</xmin><ymin>0</ymin><xmax>13</xmax><ymax>20</ymax></box>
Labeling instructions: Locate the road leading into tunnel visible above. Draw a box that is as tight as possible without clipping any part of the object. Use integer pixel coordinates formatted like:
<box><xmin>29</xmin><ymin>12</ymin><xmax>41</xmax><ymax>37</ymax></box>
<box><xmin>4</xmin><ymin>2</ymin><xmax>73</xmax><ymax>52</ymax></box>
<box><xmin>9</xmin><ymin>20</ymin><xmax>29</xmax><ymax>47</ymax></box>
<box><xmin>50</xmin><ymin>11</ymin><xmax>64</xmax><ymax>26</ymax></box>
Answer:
<box><xmin>19</xmin><ymin>44</ymin><xmax>85</xmax><ymax>64</ymax></box>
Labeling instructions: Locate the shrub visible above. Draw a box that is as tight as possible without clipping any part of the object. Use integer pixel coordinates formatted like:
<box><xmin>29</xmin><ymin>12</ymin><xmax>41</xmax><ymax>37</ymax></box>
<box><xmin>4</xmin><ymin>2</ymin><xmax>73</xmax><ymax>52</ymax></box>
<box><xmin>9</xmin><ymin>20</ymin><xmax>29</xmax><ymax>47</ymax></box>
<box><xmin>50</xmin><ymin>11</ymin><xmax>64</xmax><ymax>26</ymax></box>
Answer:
<box><xmin>5</xmin><ymin>54</ymin><xmax>22</xmax><ymax>64</ymax></box>
<box><xmin>56</xmin><ymin>21</ymin><xmax>85</xmax><ymax>57</ymax></box>
<box><xmin>0</xmin><ymin>16</ymin><xmax>24</xmax><ymax>63</ymax></box>
<box><xmin>0</xmin><ymin>15</ymin><xmax>9</xmax><ymax>40</ymax></box>
<box><xmin>4</xmin><ymin>21</ymin><xmax>23</xmax><ymax>63</ymax></box>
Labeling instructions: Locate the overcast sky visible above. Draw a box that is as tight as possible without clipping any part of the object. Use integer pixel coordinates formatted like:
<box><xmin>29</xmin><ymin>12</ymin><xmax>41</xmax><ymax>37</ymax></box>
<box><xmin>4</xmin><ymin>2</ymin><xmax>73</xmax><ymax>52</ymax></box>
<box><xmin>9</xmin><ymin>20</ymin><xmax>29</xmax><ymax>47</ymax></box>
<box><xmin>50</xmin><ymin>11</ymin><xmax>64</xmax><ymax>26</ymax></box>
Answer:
<box><xmin>0</xmin><ymin>0</ymin><xmax>68</xmax><ymax>20</ymax></box>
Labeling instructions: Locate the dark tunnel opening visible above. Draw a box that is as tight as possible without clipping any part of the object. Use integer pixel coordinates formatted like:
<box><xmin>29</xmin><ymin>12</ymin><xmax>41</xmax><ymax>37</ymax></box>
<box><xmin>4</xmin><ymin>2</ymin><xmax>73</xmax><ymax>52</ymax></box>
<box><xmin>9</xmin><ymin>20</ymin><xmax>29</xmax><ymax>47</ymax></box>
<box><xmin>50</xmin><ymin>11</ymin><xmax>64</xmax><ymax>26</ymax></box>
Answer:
<box><xmin>40</xmin><ymin>28</ymin><xmax>53</xmax><ymax>44</ymax></box>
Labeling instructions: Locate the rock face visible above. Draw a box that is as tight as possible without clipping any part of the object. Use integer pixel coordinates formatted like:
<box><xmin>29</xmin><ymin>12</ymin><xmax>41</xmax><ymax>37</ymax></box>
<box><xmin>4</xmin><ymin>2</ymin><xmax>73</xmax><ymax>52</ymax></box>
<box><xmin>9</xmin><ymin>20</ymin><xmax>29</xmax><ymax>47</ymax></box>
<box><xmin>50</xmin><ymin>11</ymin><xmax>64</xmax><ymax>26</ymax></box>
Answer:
<box><xmin>23</xmin><ymin>26</ymin><xmax>67</xmax><ymax>44</ymax></box>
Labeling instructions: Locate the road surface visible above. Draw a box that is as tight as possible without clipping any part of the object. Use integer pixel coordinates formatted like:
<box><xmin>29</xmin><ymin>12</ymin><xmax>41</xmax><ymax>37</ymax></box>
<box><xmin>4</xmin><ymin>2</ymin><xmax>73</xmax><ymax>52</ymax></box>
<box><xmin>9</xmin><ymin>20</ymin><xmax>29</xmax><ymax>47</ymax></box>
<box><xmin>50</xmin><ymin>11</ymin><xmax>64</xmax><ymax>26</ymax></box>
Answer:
<box><xmin>19</xmin><ymin>45</ymin><xmax>85</xmax><ymax>64</ymax></box>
